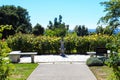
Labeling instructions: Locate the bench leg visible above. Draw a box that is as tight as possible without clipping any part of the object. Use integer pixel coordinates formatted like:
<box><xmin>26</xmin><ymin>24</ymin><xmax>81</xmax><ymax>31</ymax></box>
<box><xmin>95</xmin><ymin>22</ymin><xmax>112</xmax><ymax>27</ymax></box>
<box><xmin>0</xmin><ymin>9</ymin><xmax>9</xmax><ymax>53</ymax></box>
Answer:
<box><xmin>9</xmin><ymin>55</ymin><xmax>20</xmax><ymax>63</ymax></box>
<box><xmin>31</xmin><ymin>55</ymin><xmax>34</xmax><ymax>63</ymax></box>
<box><xmin>96</xmin><ymin>54</ymin><xmax>97</xmax><ymax>57</ymax></box>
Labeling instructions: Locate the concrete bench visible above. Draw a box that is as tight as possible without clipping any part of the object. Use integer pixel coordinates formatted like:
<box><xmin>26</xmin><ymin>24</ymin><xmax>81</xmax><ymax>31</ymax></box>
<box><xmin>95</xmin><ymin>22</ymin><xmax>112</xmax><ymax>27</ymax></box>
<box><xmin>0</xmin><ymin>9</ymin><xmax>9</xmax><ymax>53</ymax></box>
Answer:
<box><xmin>87</xmin><ymin>48</ymin><xmax>110</xmax><ymax>57</ymax></box>
<box><xmin>9</xmin><ymin>51</ymin><xmax>37</xmax><ymax>63</ymax></box>
<box><xmin>86</xmin><ymin>52</ymin><xmax>96</xmax><ymax>57</ymax></box>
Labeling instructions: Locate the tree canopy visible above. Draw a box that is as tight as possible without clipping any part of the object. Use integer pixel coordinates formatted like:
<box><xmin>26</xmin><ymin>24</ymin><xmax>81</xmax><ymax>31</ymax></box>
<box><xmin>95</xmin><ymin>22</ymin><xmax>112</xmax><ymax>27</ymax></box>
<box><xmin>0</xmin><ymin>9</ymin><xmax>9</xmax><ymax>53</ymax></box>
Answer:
<box><xmin>99</xmin><ymin>0</ymin><xmax>120</xmax><ymax>32</ymax></box>
<box><xmin>96</xmin><ymin>25</ymin><xmax>114</xmax><ymax>35</ymax></box>
<box><xmin>32</xmin><ymin>23</ymin><xmax>44</xmax><ymax>36</ymax></box>
<box><xmin>0</xmin><ymin>5</ymin><xmax>32</xmax><ymax>38</ymax></box>
<box><xmin>74</xmin><ymin>25</ymin><xmax>88</xmax><ymax>36</ymax></box>
<box><xmin>46</xmin><ymin>15</ymin><xmax>69</xmax><ymax>37</ymax></box>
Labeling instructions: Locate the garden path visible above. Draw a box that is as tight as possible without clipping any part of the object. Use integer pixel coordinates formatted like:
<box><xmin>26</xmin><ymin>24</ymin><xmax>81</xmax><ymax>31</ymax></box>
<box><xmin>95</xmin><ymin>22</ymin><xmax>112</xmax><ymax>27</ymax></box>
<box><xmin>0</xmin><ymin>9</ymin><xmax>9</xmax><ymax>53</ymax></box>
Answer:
<box><xmin>24</xmin><ymin>55</ymin><xmax>97</xmax><ymax>80</ymax></box>
<box><xmin>27</xmin><ymin>63</ymin><xmax>97</xmax><ymax>80</ymax></box>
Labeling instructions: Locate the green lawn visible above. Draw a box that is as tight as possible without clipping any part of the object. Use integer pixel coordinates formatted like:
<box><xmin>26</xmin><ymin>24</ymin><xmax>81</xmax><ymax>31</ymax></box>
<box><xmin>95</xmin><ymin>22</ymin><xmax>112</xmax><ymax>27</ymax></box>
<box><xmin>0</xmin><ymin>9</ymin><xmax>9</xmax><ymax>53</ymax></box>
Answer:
<box><xmin>90</xmin><ymin>66</ymin><xmax>120</xmax><ymax>80</ymax></box>
<box><xmin>8</xmin><ymin>63</ymin><xmax>38</xmax><ymax>80</ymax></box>
<box><xmin>8</xmin><ymin>63</ymin><xmax>119</xmax><ymax>80</ymax></box>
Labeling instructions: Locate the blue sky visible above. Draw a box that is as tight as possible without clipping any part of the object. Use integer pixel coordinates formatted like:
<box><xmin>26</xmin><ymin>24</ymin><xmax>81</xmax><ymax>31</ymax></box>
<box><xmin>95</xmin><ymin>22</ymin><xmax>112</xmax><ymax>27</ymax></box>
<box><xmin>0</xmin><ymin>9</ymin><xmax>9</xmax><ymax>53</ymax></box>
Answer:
<box><xmin>0</xmin><ymin>0</ymin><xmax>107</xmax><ymax>30</ymax></box>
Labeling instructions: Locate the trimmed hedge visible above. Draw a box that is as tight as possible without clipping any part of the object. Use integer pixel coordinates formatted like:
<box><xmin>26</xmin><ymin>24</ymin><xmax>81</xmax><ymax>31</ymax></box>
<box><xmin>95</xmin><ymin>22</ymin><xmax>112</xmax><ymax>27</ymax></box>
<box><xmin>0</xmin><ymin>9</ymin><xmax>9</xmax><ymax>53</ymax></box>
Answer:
<box><xmin>7</xmin><ymin>33</ymin><xmax>61</xmax><ymax>54</ymax></box>
<box><xmin>7</xmin><ymin>33</ymin><xmax>114</xmax><ymax>55</ymax></box>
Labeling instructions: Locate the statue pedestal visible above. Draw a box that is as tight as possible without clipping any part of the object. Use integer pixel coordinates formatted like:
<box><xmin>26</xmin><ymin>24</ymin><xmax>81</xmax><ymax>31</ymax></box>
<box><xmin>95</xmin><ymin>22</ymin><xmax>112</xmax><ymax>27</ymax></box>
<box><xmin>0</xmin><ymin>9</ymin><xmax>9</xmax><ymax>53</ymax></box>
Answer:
<box><xmin>60</xmin><ymin>53</ymin><xmax>66</xmax><ymax>57</ymax></box>
<box><xmin>59</xmin><ymin>48</ymin><xmax>66</xmax><ymax>57</ymax></box>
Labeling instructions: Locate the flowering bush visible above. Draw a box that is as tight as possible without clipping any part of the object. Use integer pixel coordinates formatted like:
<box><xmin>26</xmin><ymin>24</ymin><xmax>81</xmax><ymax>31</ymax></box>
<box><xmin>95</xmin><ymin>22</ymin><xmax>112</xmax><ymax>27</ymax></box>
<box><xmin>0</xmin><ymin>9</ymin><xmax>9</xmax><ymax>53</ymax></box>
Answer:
<box><xmin>0</xmin><ymin>40</ymin><xmax>13</xmax><ymax>80</ymax></box>
<box><xmin>0</xmin><ymin>25</ymin><xmax>14</xmax><ymax>80</ymax></box>
<box><xmin>7</xmin><ymin>33</ymin><xmax>114</xmax><ymax>54</ymax></box>
<box><xmin>7</xmin><ymin>33</ymin><xmax>34</xmax><ymax>52</ymax></box>
<box><xmin>75</xmin><ymin>37</ymin><xmax>89</xmax><ymax>53</ymax></box>
<box><xmin>7</xmin><ymin>33</ymin><xmax>61</xmax><ymax>55</ymax></box>
<box><xmin>64</xmin><ymin>35</ymin><xmax>76</xmax><ymax>54</ymax></box>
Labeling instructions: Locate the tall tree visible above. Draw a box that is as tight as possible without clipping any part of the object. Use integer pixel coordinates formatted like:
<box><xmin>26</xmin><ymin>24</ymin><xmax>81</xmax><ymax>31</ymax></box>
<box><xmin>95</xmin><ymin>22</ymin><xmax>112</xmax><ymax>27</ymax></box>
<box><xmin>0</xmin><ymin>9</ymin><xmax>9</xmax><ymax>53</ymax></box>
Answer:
<box><xmin>74</xmin><ymin>25</ymin><xmax>88</xmax><ymax>36</ymax></box>
<box><xmin>96</xmin><ymin>26</ymin><xmax>114</xmax><ymax>35</ymax></box>
<box><xmin>47</xmin><ymin>21</ymin><xmax>53</xmax><ymax>30</ymax></box>
<box><xmin>32</xmin><ymin>23</ymin><xmax>44</xmax><ymax>36</ymax></box>
<box><xmin>54</xmin><ymin>17</ymin><xmax>58</xmax><ymax>28</ymax></box>
<box><xmin>16</xmin><ymin>6</ymin><xmax>32</xmax><ymax>33</ymax></box>
<box><xmin>59</xmin><ymin>15</ymin><xmax>62</xmax><ymax>24</ymax></box>
<box><xmin>96</xmin><ymin>26</ymin><xmax>104</xmax><ymax>34</ymax></box>
<box><xmin>98</xmin><ymin>0</ymin><xmax>120</xmax><ymax>34</ymax></box>
<box><xmin>46</xmin><ymin>15</ymin><xmax>69</xmax><ymax>37</ymax></box>
<box><xmin>0</xmin><ymin>5</ymin><xmax>32</xmax><ymax>38</ymax></box>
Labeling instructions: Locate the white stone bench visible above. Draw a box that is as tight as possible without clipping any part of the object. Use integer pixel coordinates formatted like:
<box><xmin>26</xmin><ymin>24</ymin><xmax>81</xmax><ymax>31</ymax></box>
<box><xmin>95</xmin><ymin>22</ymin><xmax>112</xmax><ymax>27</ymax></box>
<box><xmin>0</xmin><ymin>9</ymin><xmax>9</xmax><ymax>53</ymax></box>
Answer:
<box><xmin>86</xmin><ymin>52</ymin><xmax>96</xmax><ymax>57</ymax></box>
<box><xmin>87</xmin><ymin>50</ymin><xmax>111</xmax><ymax>57</ymax></box>
<box><xmin>9</xmin><ymin>51</ymin><xmax>37</xmax><ymax>63</ymax></box>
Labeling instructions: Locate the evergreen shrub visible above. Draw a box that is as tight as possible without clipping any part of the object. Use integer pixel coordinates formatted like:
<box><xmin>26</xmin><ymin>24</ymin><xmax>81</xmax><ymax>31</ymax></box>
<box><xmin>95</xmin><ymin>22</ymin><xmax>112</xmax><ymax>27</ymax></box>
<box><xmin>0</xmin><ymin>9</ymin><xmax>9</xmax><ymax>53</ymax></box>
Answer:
<box><xmin>86</xmin><ymin>57</ymin><xmax>104</xmax><ymax>66</ymax></box>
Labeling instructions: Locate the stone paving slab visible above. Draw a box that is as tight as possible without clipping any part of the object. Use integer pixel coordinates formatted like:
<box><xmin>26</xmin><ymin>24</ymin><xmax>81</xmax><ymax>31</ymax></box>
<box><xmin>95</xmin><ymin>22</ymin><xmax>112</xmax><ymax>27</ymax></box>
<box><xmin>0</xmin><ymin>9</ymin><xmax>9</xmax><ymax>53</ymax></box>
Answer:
<box><xmin>27</xmin><ymin>63</ymin><xmax>97</xmax><ymax>80</ymax></box>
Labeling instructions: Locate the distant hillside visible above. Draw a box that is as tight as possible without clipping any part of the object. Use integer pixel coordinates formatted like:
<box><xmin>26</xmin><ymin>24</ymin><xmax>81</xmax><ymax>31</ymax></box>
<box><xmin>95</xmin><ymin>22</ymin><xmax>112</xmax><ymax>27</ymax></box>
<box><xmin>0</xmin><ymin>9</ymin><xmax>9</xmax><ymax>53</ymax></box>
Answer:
<box><xmin>88</xmin><ymin>29</ymin><xmax>96</xmax><ymax>33</ymax></box>
<box><xmin>89</xmin><ymin>29</ymin><xmax>120</xmax><ymax>34</ymax></box>
<box><xmin>69</xmin><ymin>29</ymin><xmax>120</xmax><ymax>34</ymax></box>
<box><xmin>69</xmin><ymin>29</ymin><xmax>96</xmax><ymax>33</ymax></box>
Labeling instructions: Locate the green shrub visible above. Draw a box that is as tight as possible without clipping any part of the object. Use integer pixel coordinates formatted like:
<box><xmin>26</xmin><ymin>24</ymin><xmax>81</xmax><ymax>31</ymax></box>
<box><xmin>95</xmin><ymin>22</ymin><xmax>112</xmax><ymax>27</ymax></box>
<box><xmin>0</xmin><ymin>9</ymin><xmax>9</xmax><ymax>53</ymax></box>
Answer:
<box><xmin>76</xmin><ymin>37</ymin><xmax>89</xmax><ymax>53</ymax></box>
<box><xmin>7</xmin><ymin>33</ymin><xmax>61</xmax><ymax>55</ymax></box>
<box><xmin>37</xmin><ymin>36</ymin><xmax>60</xmax><ymax>54</ymax></box>
<box><xmin>7</xmin><ymin>33</ymin><xmax>114</xmax><ymax>55</ymax></box>
<box><xmin>88</xmin><ymin>34</ymin><xmax>113</xmax><ymax>51</ymax></box>
<box><xmin>7</xmin><ymin>33</ymin><xmax>34</xmax><ymax>52</ymax></box>
<box><xmin>117</xmin><ymin>53</ymin><xmax>120</xmax><ymax>66</ymax></box>
<box><xmin>118</xmin><ymin>59</ymin><xmax>120</xmax><ymax>66</ymax></box>
<box><xmin>0</xmin><ymin>25</ymin><xmax>14</xmax><ymax>80</ymax></box>
<box><xmin>0</xmin><ymin>40</ymin><xmax>14</xmax><ymax>80</ymax></box>
<box><xmin>105</xmin><ymin>40</ymin><xmax>120</xmax><ymax>80</ymax></box>
<box><xmin>105</xmin><ymin>58</ymin><xmax>120</xmax><ymax>66</ymax></box>
<box><xmin>86</xmin><ymin>57</ymin><xmax>104</xmax><ymax>66</ymax></box>
<box><xmin>64</xmin><ymin>36</ymin><xmax>76</xmax><ymax>54</ymax></box>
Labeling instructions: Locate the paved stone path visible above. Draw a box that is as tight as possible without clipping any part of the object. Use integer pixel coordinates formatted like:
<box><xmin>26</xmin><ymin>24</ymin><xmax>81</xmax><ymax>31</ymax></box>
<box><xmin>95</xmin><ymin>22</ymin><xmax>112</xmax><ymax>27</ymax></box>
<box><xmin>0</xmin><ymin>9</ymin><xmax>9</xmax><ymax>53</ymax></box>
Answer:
<box><xmin>19</xmin><ymin>55</ymin><xmax>97</xmax><ymax>80</ymax></box>
<box><xmin>27</xmin><ymin>63</ymin><xmax>97</xmax><ymax>80</ymax></box>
